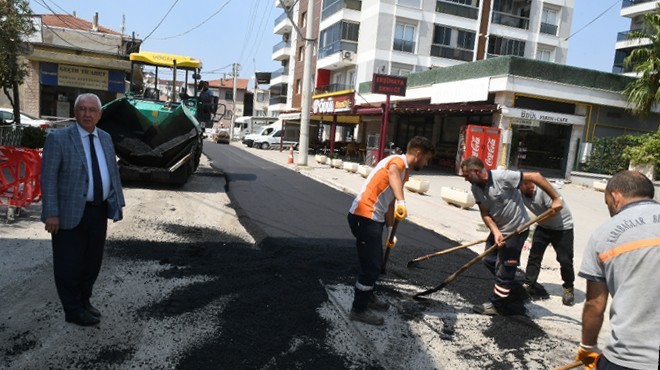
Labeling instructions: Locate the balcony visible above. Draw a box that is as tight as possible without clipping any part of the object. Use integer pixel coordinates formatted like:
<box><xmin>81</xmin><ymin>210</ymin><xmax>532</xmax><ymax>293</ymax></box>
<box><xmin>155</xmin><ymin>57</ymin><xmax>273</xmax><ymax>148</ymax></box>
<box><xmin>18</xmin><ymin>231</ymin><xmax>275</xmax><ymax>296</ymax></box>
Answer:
<box><xmin>430</xmin><ymin>45</ymin><xmax>474</xmax><ymax>62</ymax></box>
<box><xmin>540</xmin><ymin>22</ymin><xmax>557</xmax><ymax>36</ymax></box>
<box><xmin>622</xmin><ymin>0</ymin><xmax>655</xmax><ymax>8</ymax></box>
<box><xmin>321</xmin><ymin>0</ymin><xmax>362</xmax><ymax>21</ymax></box>
<box><xmin>317</xmin><ymin>41</ymin><xmax>358</xmax><ymax>70</ymax></box>
<box><xmin>274</xmin><ymin>12</ymin><xmax>292</xmax><ymax>35</ymax></box>
<box><xmin>617</xmin><ymin>29</ymin><xmax>644</xmax><ymax>41</ymax></box>
<box><xmin>272</xmin><ymin>40</ymin><xmax>291</xmax><ymax>61</ymax></box>
<box><xmin>315</xmin><ymin>84</ymin><xmax>354</xmax><ymax>94</ymax></box>
<box><xmin>492</xmin><ymin>11</ymin><xmax>529</xmax><ymax>30</ymax></box>
<box><xmin>270</xmin><ymin>67</ymin><xmax>289</xmax><ymax>85</ymax></box>
<box><xmin>435</xmin><ymin>1</ymin><xmax>479</xmax><ymax>19</ymax></box>
<box><xmin>269</xmin><ymin>95</ymin><xmax>288</xmax><ymax>105</ymax></box>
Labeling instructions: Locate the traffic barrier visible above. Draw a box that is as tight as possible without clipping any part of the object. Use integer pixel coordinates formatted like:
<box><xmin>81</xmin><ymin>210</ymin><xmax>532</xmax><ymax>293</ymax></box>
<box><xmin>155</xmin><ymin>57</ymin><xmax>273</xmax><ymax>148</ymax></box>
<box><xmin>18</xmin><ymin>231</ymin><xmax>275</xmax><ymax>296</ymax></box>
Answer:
<box><xmin>0</xmin><ymin>146</ymin><xmax>43</xmax><ymax>217</ymax></box>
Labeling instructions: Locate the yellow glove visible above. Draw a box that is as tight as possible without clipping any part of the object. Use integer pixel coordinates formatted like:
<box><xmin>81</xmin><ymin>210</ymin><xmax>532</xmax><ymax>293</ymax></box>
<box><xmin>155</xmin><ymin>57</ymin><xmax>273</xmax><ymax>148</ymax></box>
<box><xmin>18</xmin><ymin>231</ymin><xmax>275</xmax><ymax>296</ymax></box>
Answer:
<box><xmin>385</xmin><ymin>226</ymin><xmax>397</xmax><ymax>248</ymax></box>
<box><xmin>394</xmin><ymin>199</ymin><xmax>406</xmax><ymax>221</ymax></box>
<box><xmin>575</xmin><ymin>344</ymin><xmax>600</xmax><ymax>370</ymax></box>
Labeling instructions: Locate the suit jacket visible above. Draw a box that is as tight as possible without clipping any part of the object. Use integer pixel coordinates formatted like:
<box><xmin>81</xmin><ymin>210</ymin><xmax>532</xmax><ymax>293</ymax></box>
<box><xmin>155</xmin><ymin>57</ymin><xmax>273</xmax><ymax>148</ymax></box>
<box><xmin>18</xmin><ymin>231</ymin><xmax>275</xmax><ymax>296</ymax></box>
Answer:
<box><xmin>41</xmin><ymin>123</ymin><xmax>125</xmax><ymax>229</ymax></box>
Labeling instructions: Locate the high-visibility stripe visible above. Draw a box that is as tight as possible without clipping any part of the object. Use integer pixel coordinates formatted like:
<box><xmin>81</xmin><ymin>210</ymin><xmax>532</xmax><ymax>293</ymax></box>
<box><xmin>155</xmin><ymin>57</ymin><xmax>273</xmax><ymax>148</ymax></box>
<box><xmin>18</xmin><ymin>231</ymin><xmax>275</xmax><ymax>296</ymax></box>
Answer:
<box><xmin>355</xmin><ymin>281</ymin><xmax>374</xmax><ymax>292</ymax></box>
<box><xmin>493</xmin><ymin>284</ymin><xmax>510</xmax><ymax>298</ymax></box>
<box><xmin>598</xmin><ymin>238</ymin><xmax>660</xmax><ymax>263</ymax></box>
<box><xmin>350</xmin><ymin>155</ymin><xmax>408</xmax><ymax>221</ymax></box>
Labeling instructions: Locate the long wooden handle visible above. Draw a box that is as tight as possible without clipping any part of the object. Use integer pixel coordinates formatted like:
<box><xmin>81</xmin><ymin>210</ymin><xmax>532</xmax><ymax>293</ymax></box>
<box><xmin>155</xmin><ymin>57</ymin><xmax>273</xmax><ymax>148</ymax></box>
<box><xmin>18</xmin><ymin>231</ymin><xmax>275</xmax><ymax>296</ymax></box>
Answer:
<box><xmin>381</xmin><ymin>219</ymin><xmax>400</xmax><ymax>274</ymax></box>
<box><xmin>407</xmin><ymin>238</ymin><xmax>488</xmax><ymax>267</ymax></box>
<box><xmin>553</xmin><ymin>360</ymin><xmax>584</xmax><ymax>370</ymax></box>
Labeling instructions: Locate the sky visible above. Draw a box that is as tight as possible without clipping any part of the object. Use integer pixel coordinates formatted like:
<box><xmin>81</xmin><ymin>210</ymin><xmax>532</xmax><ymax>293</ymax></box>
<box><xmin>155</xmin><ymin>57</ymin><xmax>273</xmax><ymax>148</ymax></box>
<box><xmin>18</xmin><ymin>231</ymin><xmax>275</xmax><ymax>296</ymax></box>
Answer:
<box><xmin>28</xmin><ymin>0</ymin><xmax>630</xmax><ymax>86</ymax></box>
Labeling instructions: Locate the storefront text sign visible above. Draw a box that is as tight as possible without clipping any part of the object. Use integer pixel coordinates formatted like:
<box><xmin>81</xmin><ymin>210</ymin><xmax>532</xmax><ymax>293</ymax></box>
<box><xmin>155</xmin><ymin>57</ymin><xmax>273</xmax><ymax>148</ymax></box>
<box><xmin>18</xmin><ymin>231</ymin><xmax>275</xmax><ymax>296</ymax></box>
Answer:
<box><xmin>502</xmin><ymin>107</ymin><xmax>586</xmax><ymax>126</ymax></box>
<box><xmin>312</xmin><ymin>93</ymin><xmax>354</xmax><ymax>114</ymax></box>
<box><xmin>40</xmin><ymin>62</ymin><xmax>125</xmax><ymax>93</ymax></box>
<box><xmin>372</xmin><ymin>74</ymin><xmax>407</xmax><ymax>96</ymax></box>
<box><xmin>58</xmin><ymin>65</ymin><xmax>109</xmax><ymax>91</ymax></box>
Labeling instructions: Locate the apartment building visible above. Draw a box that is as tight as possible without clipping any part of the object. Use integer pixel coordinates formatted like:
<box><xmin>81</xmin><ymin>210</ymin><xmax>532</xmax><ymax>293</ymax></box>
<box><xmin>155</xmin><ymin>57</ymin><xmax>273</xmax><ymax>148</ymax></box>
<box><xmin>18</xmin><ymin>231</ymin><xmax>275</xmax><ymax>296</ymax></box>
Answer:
<box><xmin>269</xmin><ymin>0</ymin><xmax>574</xmax><ymax>115</ymax></box>
<box><xmin>612</xmin><ymin>0</ymin><xmax>660</xmax><ymax>74</ymax></box>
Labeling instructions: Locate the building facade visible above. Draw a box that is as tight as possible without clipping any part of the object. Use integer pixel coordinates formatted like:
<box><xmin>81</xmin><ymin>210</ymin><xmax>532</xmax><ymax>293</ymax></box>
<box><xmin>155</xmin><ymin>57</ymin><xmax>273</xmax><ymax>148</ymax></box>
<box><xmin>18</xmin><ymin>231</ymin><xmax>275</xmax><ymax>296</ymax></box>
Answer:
<box><xmin>16</xmin><ymin>13</ymin><xmax>140</xmax><ymax>119</ymax></box>
<box><xmin>612</xmin><ymin>0</ymin><xmax>660</xmax><ymax>74</ymax></box>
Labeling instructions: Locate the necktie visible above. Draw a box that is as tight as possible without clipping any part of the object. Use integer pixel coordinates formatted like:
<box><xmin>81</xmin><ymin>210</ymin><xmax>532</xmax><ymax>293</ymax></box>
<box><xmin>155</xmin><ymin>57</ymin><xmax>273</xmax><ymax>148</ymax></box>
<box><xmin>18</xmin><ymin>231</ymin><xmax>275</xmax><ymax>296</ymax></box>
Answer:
<box><xmin>89</xmin><ymin>133</ymin><xmax>103</xmax><ymax>204</ymax></box>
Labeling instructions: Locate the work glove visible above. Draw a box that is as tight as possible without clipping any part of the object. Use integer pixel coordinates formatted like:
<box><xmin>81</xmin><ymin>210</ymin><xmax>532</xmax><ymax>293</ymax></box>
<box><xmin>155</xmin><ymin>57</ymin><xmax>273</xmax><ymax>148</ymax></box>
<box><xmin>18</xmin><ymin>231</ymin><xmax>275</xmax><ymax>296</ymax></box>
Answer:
<box><xmin>575</xmin><ymin>343</ymin><xmax>600</xmax><ymax>370</ymax></box>
<box><xmin>385</xmin><ymin>226</ymin><xmax>397</xmax><ymax>248</ymax></box>
<box><xmin>394</xmin><ymin>199</ymin><xmax>406</xmax><ymax>221</ymax></box>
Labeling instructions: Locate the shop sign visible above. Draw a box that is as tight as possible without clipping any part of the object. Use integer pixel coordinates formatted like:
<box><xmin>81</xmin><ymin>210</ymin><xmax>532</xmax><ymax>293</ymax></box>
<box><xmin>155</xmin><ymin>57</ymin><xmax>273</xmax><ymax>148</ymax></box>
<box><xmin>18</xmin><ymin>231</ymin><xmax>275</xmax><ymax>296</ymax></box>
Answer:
<box><xmin>40</xmin><ymin>62</ymin><xmax>125</xmax><ymax>93</ymax></box>
<box><xmin>502</xmin><ymin>107</ymin><xmax>585</xmax><ymax>126</ymax></box>
<box><xmin>510</xmin><ymin>118</ymin><xmax>540</xmax><ymax>127</ymax></box>
<box><xmin>371</xmin><ymin>74</ymin><xmax>407</xmax><ymax>96</ymax></box>
<box><xmin>312</xmin><ymin>93</ymin><xmax>354</xmax><ymax>114</ymax></box>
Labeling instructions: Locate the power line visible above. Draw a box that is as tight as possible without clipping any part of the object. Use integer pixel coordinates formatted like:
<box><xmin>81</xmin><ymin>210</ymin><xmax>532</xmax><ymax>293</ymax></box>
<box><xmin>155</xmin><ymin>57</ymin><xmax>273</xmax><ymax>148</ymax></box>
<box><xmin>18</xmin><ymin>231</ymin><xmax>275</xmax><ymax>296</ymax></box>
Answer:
<box><xmin>238</xmin><ymin>0</ymin><xmax>261</xmax><ymax>64</ymax></box>
<box><xmin>245</xmin><ymin>0</ymin><xmax>275</xmax><ymax>68</ymax></box>
<box><xmin>150</xmin><ymin>0</ymin><xmax>233</xmax><ymax>40</ymax></box>
<box><xmin>565</xmin><ymin>0</ymin><xmax>621</xmax><ymax>41</ymax></box>
<box><xmin>141</xmin><ymin>0</ymin><xmax>179</xmax><ymax>43</ymax></box>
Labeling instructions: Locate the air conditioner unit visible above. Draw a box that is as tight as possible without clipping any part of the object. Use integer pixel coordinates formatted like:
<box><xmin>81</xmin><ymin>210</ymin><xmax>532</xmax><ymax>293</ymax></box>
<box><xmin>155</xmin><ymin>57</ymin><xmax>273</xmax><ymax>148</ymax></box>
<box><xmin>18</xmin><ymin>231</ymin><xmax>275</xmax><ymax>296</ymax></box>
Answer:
<box><xmin>342</xmin><ymin>51</ymin><xmax>352</xmax><ymax>60</ymax></box>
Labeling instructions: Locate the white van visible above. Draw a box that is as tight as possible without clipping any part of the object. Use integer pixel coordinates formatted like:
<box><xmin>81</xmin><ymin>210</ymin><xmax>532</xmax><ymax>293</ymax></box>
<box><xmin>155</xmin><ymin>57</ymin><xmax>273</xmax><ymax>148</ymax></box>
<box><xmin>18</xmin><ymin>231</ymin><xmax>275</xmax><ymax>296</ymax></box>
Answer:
<box><xmin>242</xmin><ymin>122</ymin><xmax>279</xmax><ymax>147</ymax></box>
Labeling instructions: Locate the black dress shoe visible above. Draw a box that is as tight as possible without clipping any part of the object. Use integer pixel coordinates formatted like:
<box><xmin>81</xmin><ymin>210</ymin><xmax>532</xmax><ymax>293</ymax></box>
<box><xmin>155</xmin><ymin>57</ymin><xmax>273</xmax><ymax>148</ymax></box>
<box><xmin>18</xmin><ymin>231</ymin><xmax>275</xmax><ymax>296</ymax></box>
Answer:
<box><xmin>65</xmin><ymin>311</ymin><xmax>100</xmax><ymax>326</ymax></box>
<box><xmin>83</xmin><ymin>301</ymin><xmax>101</xmax><ymax>318</ymax></box>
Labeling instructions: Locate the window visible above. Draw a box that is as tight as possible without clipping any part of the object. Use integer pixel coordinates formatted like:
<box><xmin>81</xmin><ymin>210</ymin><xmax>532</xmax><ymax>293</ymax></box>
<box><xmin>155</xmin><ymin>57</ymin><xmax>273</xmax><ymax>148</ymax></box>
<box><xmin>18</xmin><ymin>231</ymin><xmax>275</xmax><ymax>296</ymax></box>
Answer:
<box><xmin>394</xmin><ymin>22</ymin><xmax>416</xmax><ymax>52</ymax></box>
<box><xmin>225</xmin><ymin>90</ymin><xmax>233</xmax><ymax>100</ymax></box>
<box><xmin>397</xmin><ymin>0</ymin><xmax>421</xmax><ymax>7</ymax></box>
<box><xmin>298</xmin><ymin>46</ymin><xmax>304</xmax><ymax>61</ymax></box>
<box><xmin>433</xmin><ymin>26</ymin><xmax>451</xmax><ymax>46</ymax></box>
<box><xmin>536</xmin><ymin>48</ymin><xmax>552</xmax><ymax>62</ymax></box>
<box><xmin>318</xmin><ymin>21</ymin><xmax>360</xmax><ymax>58</ymax></box>
<box><xmin>296</xmin><ymin>79</ymin><xmax>302</xmax><ymax>94</ymax></box>
<box><xmin>391</xmin><ymin>63</ymin><xmax>413</xmax><ymax>76</ymax></box>
<box><xmin>540</xmin><ymin>8</ymin><xmax>559</xmax><ymax>35</ymax></box>
<box><xmin>347</xmin><ymin>70</ymin><xmax>356</xmax><ymax>87</ymax></box>
<box><xmin>456</xmin><ymin>30</ymin><xmax>475</xmax><ymax>50</ymax></box>
<box><xmin>300</xmin><ymin>11</ymin><xmax>306</xmax><ymax>27</ymax></box>
<box><xmin>488</xmin><ymin>36</ymin><xmax>525</xmax><ymax>57</ymax></box>
<box><xmin>257</xmin><ymin>91</ymin><xmax>266</xmax><ymax>102</ymax></box>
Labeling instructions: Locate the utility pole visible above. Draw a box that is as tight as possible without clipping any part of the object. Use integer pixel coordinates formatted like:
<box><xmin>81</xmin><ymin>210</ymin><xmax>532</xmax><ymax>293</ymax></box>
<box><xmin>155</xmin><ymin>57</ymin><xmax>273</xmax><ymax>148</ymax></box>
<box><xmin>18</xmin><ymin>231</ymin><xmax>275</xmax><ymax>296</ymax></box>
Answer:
<box><xmin>229</xmin><ymin>62</ymin><xmax>240</xmax><ymax>141</ymax></box>
<box><xmin>298</xmin><ymin>0</ymin><xmax>315</xmax><ymax>165</ymax></box>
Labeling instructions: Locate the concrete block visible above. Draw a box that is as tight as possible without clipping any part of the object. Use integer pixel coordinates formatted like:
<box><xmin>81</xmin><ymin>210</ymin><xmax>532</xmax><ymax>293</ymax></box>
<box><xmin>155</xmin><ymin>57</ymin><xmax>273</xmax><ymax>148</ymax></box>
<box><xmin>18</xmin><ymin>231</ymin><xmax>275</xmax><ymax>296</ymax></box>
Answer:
<box><xmin>343</xmin><ymin>162</ymin><xmax>359</xmax><ymax>173</ymax></box>
<box><xmin>315</xmin><ymin>154</ymin><xmax>328</xmax><ymax>164</ymax></box>
<box><xmin>593</xmin><ymin>180</ymin><xmax>606</xmax><ymax>192</ymax></box>
<box><xmin>358</xmin><ymin>165</ymin><xmax>372</xmax><ymax>178</ymax></box>
<box><xmin>405</xmin><ymin>178</ymin><xmax>430</xmax><ymax>194</ymax></box>
<box><xmin>331</xmin><ymin>158</ymin><xmax>343</xmax><ymax>168</ymax></box>
<box><xmin>440</xmin><ymin>187</ymin><xmax>476</xmax><ymax>209</ymax></box>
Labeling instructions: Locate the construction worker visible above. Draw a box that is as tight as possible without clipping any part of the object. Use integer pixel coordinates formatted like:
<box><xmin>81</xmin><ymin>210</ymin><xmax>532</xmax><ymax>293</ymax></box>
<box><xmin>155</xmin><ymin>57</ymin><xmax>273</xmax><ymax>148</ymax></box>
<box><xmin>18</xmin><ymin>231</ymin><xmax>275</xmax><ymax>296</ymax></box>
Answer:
<box><xmin>519</xmin><ymin>180</ymin><xmax>575</xmax><ymax>305</ymax></box>
<box><xmin>576</xmin><ymin>171</ymin><xmax>659</xmax><ymax>370</ymax></box>
<box><xmin>460</xmin><ymin>157</ymin><xmax>562</xmax><ymax>315</ymax></box>
<box><xmin>347</xmin><ymin>136</ymin><xmax>434</xmax><ymax>325</ymax></box>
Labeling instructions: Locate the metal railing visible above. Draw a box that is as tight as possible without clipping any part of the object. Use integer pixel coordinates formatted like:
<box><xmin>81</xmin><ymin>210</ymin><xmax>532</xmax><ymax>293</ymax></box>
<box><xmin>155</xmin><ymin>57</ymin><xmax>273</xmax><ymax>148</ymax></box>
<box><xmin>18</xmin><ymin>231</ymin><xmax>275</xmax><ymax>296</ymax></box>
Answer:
<box><xmin>430</xmin><ymin>45</ymin><xmax>474</xmax><ymax>61</ymax></box>
<box><xmin>393</xmin><ymin>39</ymin><xmax>415</xmax><ymax>53</ymax></box>
<box><xmin>271</xmin><ymin>67</ymin><xmax>289</xmax><ymax>79</ymax></box>
<box><xmin>617</xmin><ymin>29</ymin><xmax>644</xmax><ymax>41</ymax></box>
<box><xmin>622</xmin><ymin>0</ymin><xmax>655</xmax><ymax>8</ymax></box>
<box><xmin>492</xmin><ymin>11</ymin><xmax>529</xmax><ymax>30</ymax></box>
<box><xmin>274</xmin><ymin>12</ymin><xmax>289</xmax><ymax>26</ymax></box>
<box><xmin>321</xmin><ymin>0</ymin><xmax>362</xmax><ymax>20</ymax></box>
<box><xmin>540</xmin><ymin>22</ymin><xmax>557</xmax><ymax>35</ymax></box>
<box><xmin>272</xmin><ymin>40</ymin><xmax>291</xmax><ymax>53</ymax></box>
<box><xmin>318</xmin><ymin>41</ymin><xmax>358</xmax><ymax>59</ymax></box>
<box><xmin>0</xmin><ymin>125</ymin><xmax>23</xmax><ymax>146</ymax></box>
<box><xmin>269</xmin><ymin>96</ymin><xmax>288</xmax><ymax>105</ymax></box>
<box><xmin>315</xmin><ymin>84</ymin><xmax>354</xmax><ymax>94</ymax></box>
<box><xmin>435</xmin><ymin>1</ymin><xmax>479</xmax><ymax>19</ymax></box>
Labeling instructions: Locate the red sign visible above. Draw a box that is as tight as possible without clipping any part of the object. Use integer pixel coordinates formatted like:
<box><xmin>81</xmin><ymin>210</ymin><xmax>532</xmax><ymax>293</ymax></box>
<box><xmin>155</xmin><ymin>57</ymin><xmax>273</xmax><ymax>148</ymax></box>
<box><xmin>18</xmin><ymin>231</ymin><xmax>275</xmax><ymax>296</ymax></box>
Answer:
<box><xmin>463</xmin><ymin>125</ymin><xmax>500</xmax><ymax>170</ymax></box>
<box><xmin>371</xmin><ymin>74</ymin><xmax>407</xmax><ymax>96</ymax></box>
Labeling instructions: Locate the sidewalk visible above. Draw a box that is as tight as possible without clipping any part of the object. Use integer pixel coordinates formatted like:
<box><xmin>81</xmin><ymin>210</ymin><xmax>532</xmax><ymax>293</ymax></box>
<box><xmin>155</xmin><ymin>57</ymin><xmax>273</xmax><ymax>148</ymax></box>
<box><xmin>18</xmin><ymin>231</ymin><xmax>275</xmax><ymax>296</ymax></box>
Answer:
<box><xmin>219</xmin><ymin>140</ymin><xmax>615</xmax><ymax>345</ymax></box>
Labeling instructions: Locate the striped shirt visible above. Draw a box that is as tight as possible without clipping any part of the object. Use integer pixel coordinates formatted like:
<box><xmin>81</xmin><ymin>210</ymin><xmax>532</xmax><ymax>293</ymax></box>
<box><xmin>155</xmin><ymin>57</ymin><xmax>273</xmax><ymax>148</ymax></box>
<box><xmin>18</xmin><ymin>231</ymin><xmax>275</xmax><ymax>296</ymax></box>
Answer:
<box><xmin>349</xmin><ymin>155</ymin><xmax>409</xmax><ymax>222</ymax></box>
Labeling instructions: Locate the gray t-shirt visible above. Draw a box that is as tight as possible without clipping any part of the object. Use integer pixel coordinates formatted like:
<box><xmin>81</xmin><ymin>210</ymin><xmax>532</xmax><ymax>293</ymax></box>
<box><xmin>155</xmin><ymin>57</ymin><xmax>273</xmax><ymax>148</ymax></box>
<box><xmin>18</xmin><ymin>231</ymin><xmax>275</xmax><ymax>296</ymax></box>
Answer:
<box><xmin>471</xmin><ymin>170</ymin><xmax>530</xmax><ymax>234</ymax></box>
<box><xmin>522</xmin><ymin>186</ymin><xmax>573</xmax><ymax>231</ymax></box>
<box><xmin>578</xmin><ymin>200</ymin><xmax>660</xmax><ymax>369</ymax></box>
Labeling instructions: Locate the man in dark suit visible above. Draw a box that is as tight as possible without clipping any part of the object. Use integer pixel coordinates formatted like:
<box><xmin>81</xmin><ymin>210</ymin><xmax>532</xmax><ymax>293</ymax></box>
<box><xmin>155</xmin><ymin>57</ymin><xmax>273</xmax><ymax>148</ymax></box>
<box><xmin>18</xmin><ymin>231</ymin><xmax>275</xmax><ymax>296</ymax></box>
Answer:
<box><xmin>41</xmin><ymin>93</ymin><xmax>125</xmax><ymax>326</ymax></box>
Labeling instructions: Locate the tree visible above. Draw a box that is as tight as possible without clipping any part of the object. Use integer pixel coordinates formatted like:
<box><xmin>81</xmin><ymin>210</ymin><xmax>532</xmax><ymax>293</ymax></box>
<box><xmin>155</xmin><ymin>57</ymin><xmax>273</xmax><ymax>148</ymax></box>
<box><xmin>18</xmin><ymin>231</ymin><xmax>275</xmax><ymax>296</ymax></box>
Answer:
<box><xmin>0</xmin><ymin>0</ymin><xmax>35</xmax><ymax>124</ymax></box>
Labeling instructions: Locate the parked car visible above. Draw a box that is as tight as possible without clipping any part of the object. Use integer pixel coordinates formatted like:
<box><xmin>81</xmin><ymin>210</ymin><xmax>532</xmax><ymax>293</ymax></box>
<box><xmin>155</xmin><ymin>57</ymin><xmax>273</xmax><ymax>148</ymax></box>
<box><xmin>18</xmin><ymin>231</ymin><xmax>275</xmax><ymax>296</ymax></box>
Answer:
<box><xmin>0</xmin><ymin>108</ymin><xmax>72</xmax><ymax>134</ymax></box>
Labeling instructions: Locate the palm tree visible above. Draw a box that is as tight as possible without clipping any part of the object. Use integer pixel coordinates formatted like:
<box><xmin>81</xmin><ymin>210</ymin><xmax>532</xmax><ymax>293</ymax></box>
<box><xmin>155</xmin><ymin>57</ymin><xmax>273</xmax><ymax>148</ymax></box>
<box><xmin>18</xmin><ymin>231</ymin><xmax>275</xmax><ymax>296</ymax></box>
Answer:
<box><xmin>623</xmin><ymin>5</ymin><xmax>660</xmax><ymax>117</ymax></box>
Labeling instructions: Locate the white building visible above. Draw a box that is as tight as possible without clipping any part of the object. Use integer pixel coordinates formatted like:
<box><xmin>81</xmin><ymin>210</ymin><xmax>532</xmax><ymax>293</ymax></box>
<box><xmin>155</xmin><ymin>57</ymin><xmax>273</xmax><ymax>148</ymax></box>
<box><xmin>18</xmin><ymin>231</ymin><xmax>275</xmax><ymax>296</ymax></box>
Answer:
<box><xmin>269</xmin><ymin>0</ymin><xmax>574</xmax><ymax>114</ymax></box>
<box><xmin>612</xmin><ymin>0</ymin><xmax>660</xmax><ymax>74</ymax></box>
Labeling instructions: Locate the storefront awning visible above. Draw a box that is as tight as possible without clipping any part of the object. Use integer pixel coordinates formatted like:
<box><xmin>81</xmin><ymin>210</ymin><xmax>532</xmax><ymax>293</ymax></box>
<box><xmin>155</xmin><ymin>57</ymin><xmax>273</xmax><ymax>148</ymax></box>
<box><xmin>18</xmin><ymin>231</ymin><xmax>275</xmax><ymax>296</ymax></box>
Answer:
<box><xmin>310</xmin><ymin>115</ymin><xmax>360</xmax><ymax>125</ymax></box>
<box><xmin>279</xmin><ymin>112</ymin><xmax>301</xmax><ymax>120</ymax></box>
<box><xmin>391</xmin><ymin>102</ymin><xmax>499</xmax><ymax>114</ymax></box>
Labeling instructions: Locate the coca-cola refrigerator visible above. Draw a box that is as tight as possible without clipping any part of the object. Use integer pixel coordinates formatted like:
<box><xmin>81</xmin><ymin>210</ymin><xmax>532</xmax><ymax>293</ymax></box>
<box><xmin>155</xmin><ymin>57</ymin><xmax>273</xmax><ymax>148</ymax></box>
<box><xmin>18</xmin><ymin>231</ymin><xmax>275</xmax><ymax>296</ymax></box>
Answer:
<box><xmin>455</xmin><ymin>124</ymin><xmax>501</xmax><ymax>173</ymax></box>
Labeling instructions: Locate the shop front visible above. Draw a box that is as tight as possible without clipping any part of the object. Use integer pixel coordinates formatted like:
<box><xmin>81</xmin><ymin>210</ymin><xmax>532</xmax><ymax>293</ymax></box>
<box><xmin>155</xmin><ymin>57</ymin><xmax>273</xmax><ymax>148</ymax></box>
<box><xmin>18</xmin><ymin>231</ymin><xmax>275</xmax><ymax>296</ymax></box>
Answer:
<box><xmin>501</xmin><ymin>107</ymin><xmax>585</xmax><ymax>177</ymax></box>
<box><xmin>39</xmin><ymin>62</ymin><xmax>126</xmax><ymax>118</ymax></box>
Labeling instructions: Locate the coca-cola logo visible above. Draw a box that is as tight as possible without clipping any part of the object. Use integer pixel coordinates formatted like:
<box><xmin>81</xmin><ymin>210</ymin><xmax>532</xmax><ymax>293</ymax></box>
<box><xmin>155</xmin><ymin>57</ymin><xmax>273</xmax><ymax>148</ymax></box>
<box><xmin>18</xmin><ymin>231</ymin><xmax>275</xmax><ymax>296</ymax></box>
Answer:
<box><xmin>485</xmin><ymin>137</ymin><xmax>496</xmax><ymax>167</ymax></box>
<box><xmin>470</xmin><ymin>136</ymin><xmax>480</xmax><ymax>157</ymax></box>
